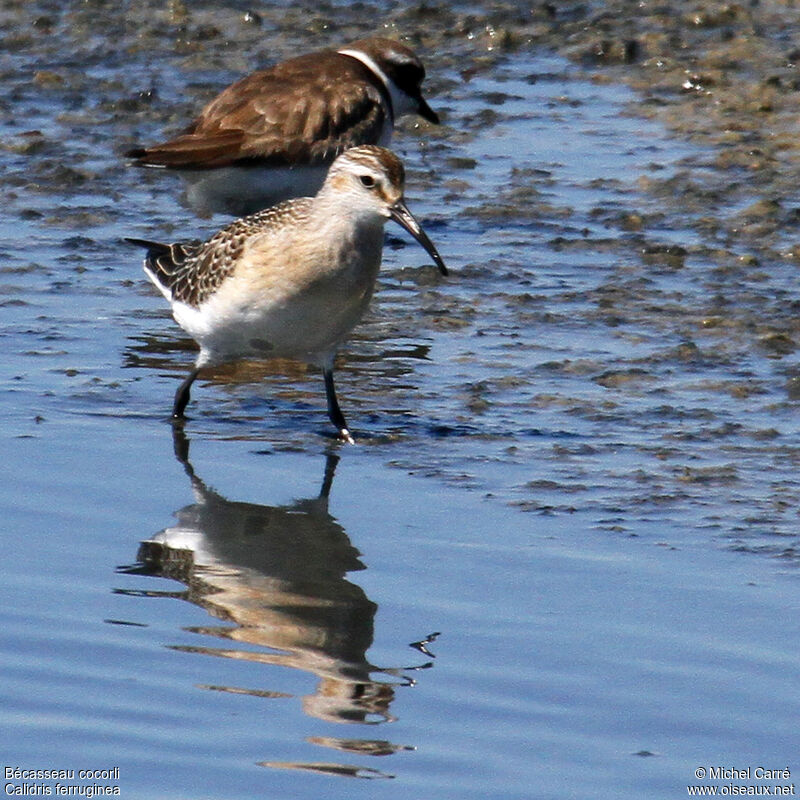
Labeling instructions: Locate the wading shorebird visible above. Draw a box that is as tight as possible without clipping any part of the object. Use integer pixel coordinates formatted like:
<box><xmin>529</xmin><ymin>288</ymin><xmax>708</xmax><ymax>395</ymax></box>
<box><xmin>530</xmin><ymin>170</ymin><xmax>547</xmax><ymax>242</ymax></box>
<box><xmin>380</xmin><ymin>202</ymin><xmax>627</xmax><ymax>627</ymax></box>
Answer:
<box><xmin>126</xmin><ymin>145</ymin><xmax>447</xmax><ymax>443</ymax></box>
<box><xmin>126</xmin><ymin>37</ymin><xmax>439</xmax><ymax>216</ymax></box>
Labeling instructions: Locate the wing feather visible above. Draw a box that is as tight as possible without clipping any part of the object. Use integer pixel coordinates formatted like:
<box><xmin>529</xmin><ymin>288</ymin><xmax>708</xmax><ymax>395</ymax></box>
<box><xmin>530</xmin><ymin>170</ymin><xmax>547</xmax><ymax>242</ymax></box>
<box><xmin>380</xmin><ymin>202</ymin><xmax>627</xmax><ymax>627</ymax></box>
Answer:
<box><xmin>126</xmin><ymin>199</ymin><xmax>314</xmax><ymax>307</ymax></box>
<box><xmin>128</xmin><ymin>52</ymin><xmax>388</xmax><ymax>170</ymax></box>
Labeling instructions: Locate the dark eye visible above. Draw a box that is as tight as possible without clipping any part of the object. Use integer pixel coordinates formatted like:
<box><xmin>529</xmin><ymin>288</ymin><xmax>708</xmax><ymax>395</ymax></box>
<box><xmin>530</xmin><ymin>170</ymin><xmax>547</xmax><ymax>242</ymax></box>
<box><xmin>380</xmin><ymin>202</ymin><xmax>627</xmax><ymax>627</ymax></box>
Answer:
<box><xmin>359</xmin><ymin>174</ymin><xmax>376</xmax><ymax>188</ymax></box>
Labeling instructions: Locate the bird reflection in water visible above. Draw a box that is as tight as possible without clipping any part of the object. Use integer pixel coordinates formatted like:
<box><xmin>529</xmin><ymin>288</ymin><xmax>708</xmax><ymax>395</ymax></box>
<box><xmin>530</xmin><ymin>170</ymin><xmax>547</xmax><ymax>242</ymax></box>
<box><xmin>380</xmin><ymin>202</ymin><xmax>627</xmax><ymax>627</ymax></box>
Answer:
<box><xmin>119</xmin><ymin>427</ymin><xmax>436</xmax><ymax>778</ymax></box>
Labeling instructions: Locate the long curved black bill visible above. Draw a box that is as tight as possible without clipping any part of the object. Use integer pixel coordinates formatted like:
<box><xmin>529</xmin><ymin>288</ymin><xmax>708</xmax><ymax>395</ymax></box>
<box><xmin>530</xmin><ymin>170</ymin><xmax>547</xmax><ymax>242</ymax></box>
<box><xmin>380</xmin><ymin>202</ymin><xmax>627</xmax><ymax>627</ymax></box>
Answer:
<box><xmin>389</xmin><ymin>199</ymin><xmax>448</xmax><ymax>276</ymax></box>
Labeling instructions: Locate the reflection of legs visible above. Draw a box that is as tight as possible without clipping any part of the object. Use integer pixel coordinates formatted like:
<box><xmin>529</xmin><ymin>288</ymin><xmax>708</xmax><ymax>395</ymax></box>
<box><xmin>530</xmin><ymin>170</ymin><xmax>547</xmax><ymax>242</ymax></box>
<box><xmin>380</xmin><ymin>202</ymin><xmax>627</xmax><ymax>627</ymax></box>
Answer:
<box><xmin>319</xmin><ymin>452</ymin><xmax>340</xmax><ymax>500</ymax></box>
<box><xmin>323</xmin><ymin>367</ymin><xmax>354</xmax><ymax>444</ymax></box>
<box><xmin>173</xmin><ymin>367</ymin><xmax>200</xmax><ymax>419</ymax></box>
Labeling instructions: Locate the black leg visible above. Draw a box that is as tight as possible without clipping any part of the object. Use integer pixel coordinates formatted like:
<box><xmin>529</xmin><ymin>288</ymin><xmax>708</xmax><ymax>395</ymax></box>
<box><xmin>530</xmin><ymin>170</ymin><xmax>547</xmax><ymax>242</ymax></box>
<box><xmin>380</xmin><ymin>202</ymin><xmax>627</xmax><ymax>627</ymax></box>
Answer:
<box><xmin>172</xmin><ymin>367</ymin><xmax>200</xmax><ymax>419</ymax></box>
<box><xmin>323</xmin><ymin>367</ymin><xmax>354</xmax><ymax>444</ymax></box>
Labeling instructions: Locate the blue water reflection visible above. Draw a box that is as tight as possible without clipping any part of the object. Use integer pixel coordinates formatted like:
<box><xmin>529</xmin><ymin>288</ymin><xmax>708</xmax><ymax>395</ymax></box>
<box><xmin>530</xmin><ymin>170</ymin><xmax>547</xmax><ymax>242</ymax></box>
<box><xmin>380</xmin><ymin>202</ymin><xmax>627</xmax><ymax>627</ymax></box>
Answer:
<box><xmin>119</xmin><ymin>429</ymin><xmax>433</xmax><ymax>779</ymax></box>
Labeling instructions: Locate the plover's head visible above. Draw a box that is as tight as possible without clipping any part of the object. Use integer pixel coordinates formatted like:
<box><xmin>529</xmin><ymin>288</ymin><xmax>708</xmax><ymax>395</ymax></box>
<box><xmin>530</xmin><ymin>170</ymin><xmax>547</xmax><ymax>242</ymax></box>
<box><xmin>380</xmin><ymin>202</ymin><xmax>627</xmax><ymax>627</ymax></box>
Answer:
<box><xmin>338</xmin><ymin>37</ymin><xmax>440</xmax><ymax>124</ymax></box>
<box><xmin>323</xmin><ymin>145</ymin><xmax>447</xmax><ymax>275</ymax></box>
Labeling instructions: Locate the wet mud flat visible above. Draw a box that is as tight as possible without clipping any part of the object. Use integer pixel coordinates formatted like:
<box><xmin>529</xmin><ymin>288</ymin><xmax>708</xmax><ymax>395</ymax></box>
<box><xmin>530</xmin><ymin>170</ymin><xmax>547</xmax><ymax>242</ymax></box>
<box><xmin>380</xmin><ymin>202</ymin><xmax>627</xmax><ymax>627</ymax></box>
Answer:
<box><xmin>2</xmin><ymin>3</ymin><xmax>800</xmax><ymax>547</ymax></box>
<box><xmin>509</xmin><ymin>1</ymin><xmax>800</xmax><ymax>557</ymax></box>
<box><xmin>548</xmin><ymin>0</ymin><xmax>800</xmax><ymax>274</ymax></box>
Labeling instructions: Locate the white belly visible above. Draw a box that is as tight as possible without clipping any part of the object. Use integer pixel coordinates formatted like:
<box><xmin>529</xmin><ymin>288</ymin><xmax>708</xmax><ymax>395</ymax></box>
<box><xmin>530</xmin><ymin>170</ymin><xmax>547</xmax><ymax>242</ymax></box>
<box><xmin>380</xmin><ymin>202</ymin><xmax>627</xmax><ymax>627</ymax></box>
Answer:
<box><xmin>182</xmin><ymin>164</ymin><xmax>330</xmax><ymax>217</ymax></box>
<box><xmin>174</xmin><ymin>239</ymin><xmax>383</xmax><ymax>369</ymax></box>
<box><xmin>179</xmin><ymin>125</ymin><xmax>394</xmax><ymax>217</ymax></box>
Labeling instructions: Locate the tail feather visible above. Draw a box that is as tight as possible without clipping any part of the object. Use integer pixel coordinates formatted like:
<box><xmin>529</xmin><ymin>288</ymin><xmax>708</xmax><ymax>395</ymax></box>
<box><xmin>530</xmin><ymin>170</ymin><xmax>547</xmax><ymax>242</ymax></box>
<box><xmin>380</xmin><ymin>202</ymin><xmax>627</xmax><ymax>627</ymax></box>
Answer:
<box><xmin>125</xmin><ymin>237</ymin><xmax>202</xmax><ymax>302</ymax></box>
<box><xmin>124</xmin><ymin>237</ymin><xmax>171</xmax><ymax>258</ymax></box>
<box><xmin>125</xmin><ymin>130</ymin><xmax>246</xmax><ymax>169</ymax></box>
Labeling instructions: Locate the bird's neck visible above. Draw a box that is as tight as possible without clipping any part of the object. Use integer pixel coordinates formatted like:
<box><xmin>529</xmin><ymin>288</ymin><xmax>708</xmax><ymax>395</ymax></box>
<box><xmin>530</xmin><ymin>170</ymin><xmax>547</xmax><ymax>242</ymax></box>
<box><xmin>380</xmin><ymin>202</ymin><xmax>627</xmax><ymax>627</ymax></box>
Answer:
<box><xmin>337</xmin><ymin>48</ymin><xmax>411</xmax><ymax>122</ymax></box>
<box><xmin>305</xmin><ymin>195</ymin><xmax>385</xmax><ymax>262</ymax></box>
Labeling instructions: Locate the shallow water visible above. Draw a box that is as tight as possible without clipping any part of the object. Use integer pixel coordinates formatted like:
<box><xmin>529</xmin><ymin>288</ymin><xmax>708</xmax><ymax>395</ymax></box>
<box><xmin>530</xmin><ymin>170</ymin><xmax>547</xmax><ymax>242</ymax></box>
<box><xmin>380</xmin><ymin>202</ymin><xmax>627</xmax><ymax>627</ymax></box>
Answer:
<box><xmin>2</xmin><ymin>3</ymin><xmax>799</xmax><ymax>798</ymax></box>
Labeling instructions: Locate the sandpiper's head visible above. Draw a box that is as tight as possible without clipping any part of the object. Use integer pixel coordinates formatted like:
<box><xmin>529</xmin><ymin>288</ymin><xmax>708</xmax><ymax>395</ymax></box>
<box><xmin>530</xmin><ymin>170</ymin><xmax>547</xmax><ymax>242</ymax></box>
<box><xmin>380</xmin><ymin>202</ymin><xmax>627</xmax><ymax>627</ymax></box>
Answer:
<box><xmin>338</xmin><ymin>37</ymin><xmax>439</xmax><ymax>124</ymax></box>
<box><xmin>323</xmin><ymin>145</ymin><xmax>447</xmax><ymax>275</ymax></box>
<box><xmin>325</xmin><ymin>145</ymin><xmax>406</xmax><ymax>210</ymax></box>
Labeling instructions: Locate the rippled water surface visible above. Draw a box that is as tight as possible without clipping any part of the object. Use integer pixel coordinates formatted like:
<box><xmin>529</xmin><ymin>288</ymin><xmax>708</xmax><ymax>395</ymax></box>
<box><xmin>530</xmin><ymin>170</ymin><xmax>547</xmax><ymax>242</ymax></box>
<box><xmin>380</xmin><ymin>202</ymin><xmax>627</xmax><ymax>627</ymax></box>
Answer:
<box><xmin>2</xmin><ymin>3</ymin><xmax>799</xmax><ymax>798</ymax></box>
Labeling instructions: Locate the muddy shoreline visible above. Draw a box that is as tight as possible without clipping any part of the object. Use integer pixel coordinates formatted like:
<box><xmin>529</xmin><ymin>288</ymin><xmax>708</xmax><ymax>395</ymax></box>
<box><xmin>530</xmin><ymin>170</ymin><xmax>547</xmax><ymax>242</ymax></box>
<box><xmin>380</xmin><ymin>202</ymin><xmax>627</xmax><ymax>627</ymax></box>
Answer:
<box><xmin>2</xmin><ymin>1</ymin><xmax>800</xmax><ymax>557</ymax></box>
